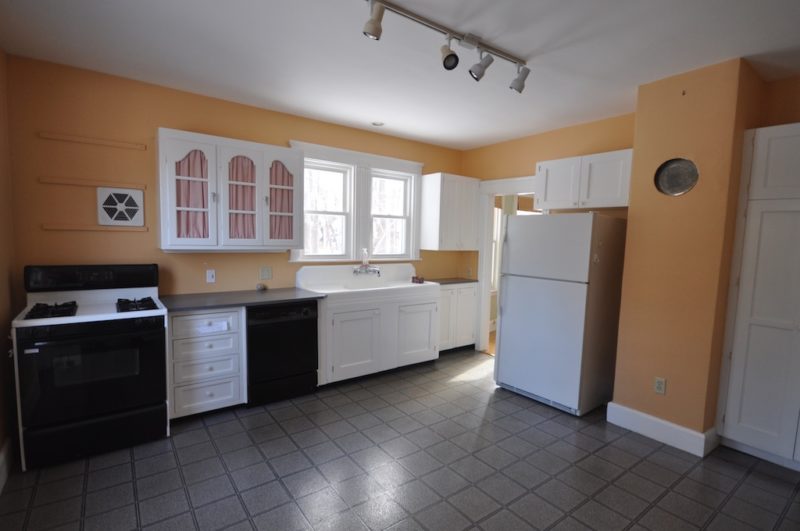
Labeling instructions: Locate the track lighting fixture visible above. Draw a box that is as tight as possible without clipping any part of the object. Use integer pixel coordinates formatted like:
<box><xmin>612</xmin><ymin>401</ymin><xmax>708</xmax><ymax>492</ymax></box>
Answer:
<box><xmin>440</xmin><ymin>36</ymin><xmax>459</xmax><ymax>71</ymax></box>
<box><xmin>509</xmin><ymin>65</ymin><xmax>530</xmax><ymax>93</ymax></box>
<box><xmin>360</xmin><ymin>0</ymin><xmax>526</xmax><ymax>93</ymax></box>
<box><xmin>363</xmin><ymin>0</ymin><xmax>385</xmax><ymax>40</ymax></box>
<box><xmin>469</xmin><ymin>51</ymin><xmax>494</xmax><ymax>81</ymax></box>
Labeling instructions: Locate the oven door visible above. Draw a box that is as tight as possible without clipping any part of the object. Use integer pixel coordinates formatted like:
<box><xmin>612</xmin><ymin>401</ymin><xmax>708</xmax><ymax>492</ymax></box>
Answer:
<box><xmin>16</xmin><ymin>317</ymin><xmax>166</xmax><ymax>428</ymax></box>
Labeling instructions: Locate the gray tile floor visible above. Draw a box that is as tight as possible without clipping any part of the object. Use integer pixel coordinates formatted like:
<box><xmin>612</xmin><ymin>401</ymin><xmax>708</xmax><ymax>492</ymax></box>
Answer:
<box><xmin>2</xmin><ymin>349</ymin><xmax>800</xmax><ymax>530</ymax></box>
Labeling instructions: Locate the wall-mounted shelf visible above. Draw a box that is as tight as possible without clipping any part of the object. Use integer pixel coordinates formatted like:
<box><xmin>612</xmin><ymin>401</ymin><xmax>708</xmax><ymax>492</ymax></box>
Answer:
<box><xmin>38</xmin><ymin>176</ymin><xmax>147</xmax><ymax>190</ymax></box>
<box><xmin>41</xmin><ymin>224</ymin><xmax>149</xmax><ymax>233</ymax></box>
<box><xmin>37</xmin><ymin>131</ymin><xmax>147</xmax><ymax>151</ymax></box>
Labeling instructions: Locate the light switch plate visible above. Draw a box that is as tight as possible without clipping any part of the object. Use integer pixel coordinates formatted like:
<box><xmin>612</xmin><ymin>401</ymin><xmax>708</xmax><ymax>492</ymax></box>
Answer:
<box><xmin>260</xmin><ymin>266</ymin><xmax>272</xmax><ymax>281</ymax></box>
<box><xmin>654</xmin><ymin>377</ymin><xmax>666</xmax><ymax>395</ymax></box>
<box><xmin>206</xmin><ymin>269</ymin><xmax>216</xmax><ymax>283</ymax></box>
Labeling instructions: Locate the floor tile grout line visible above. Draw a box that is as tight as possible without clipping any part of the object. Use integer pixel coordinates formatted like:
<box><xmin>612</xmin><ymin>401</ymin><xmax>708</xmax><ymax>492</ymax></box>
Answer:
<box><xmin>772</xmin><ymin>474</ymin><xmax>800</xmax><ymax>531</ymax></box>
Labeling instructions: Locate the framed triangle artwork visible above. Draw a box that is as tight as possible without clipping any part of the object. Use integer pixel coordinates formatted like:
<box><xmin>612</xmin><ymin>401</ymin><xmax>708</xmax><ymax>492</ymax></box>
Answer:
<box><xmin>96</xmin><ymin>187</ymin><xmax>144</xmax><ymax>226</ymax></box>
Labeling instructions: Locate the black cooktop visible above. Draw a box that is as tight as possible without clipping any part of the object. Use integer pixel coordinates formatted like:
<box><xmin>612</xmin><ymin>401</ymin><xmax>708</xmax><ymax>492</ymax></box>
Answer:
<box><xmin>25</xmin><ymin>301</ymin><xmax>78</xmax><ymax>319</ymax></box>
<box><xmin>116</xmin><ymin>297</ymin><xmax>158</xmax><ymax>313</ymax></box>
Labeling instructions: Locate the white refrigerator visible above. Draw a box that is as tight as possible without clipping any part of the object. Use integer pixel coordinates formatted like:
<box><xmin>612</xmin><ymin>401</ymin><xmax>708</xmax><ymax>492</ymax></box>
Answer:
<box><xmin>495</xmin><ymin>213</ymin><xmax>626</xmax><ymax>416</ymax></box>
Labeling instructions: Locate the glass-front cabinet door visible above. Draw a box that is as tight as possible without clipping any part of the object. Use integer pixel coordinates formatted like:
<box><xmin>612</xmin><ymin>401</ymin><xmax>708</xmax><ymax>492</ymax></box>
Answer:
<box><xmin>265</xmin><ymin>148</ymin><xmax>303</xmax><ymax>249</ymax></box>
<box><xmin>220</xmin><ymin>147</ymin><xmax>264</xmax><ymax>246</ymax></box>
<box><xmin>161</xmin><ymin>138</ymin><xmax>218</xmax><ymax>248</ymax></box>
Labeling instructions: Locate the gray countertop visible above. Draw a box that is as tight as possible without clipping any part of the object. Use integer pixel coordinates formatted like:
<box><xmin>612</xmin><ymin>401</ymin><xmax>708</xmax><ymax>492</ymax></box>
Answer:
<box><xmin>160</xmin><ymin>288</ymin><xmax>325</xmax><ymax>312</ymax></box>
<box><xmin>429</xmin><ymin>277</ymin><xmax>478</xmax><ymax>285</ymax></box>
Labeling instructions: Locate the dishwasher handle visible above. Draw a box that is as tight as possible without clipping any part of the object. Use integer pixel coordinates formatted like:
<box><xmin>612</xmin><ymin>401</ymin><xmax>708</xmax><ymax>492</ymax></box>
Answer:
<box><xmin>247</xmin><ymin>303</ymin><xmax>317</xmax><ymax>324</ymax></box>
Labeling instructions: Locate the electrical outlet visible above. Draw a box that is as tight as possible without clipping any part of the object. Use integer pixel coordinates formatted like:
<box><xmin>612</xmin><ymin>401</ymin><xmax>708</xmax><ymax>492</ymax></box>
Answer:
<box><xmin>260</xmin><ymin>266</ymin><xmax>272</xmax><ymax>281</ymax></box>
<box><xmin>654</xmin><ymin>377</ymin><xmax>667</xmax><ymax>395</ymax></box>
<box><xmin>206</xmin><ymin>269</ymin><xmax>216</xmax><ymax>283</ymax></box>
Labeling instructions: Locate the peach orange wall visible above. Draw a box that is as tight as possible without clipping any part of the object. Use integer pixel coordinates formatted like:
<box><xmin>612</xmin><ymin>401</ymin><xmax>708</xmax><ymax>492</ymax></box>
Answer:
<box><xmin>613</xmin><ymin>59</ymin><xmax>763</xmax><ymax>432</ymax></box>
<box><xmin>765</xmin><ymin>76</ymin><xmax>800</xmax><ymax>126</ymax></box>
<box><xmin>461</xmin><ymin>114</ymin><xmax>635</xmax><ymax>180</ymax></box>
<box><xmin>0</xmin><ymin>49</ymin><xmax>13</xmax><ymax>450</ymax></box>
<box><xmin>7</xmin><ymin>57</ymin><xmax>468</xmax><ymax>302</ymax></box>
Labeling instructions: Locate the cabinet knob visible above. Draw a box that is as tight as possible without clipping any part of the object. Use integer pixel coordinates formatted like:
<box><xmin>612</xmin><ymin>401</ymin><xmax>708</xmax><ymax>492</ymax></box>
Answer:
<box><xmin>207</xmin><ymin>343</ymin><xmax>213</xmax><ymax>349</ymax></box>
<box><xmin>206</xmin><ymin>391</ymin><xmax>214</xmax><ymax>397</ymax></box>
<box><xmin>206</xmin><ymin>321</ymin><xmax>213</xmax><ymax>326</ymax></box>
<box><xmin>573</xmin><ymin>201</ymin><xmax>578</xmax><ymax>206</ymax></box>
<box><xmin>207</xmin><ymin>366</ymin><xmax>214</xmax><ymax>371</ymax></box>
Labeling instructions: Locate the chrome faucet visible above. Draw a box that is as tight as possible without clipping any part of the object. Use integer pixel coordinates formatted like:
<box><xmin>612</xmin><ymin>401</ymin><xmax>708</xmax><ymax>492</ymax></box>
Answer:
<box><xmin>353</xmin><ymin>248</ymin><xmax>381</xmax><ymax>276</ymax></box>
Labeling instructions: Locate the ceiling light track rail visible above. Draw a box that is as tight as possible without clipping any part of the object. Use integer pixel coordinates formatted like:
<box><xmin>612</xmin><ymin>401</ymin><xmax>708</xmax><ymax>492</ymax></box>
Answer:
<box><xmin>375</xmin><ymin>0</ymin><xmax>526</xmax><ymax>67</ymax></box>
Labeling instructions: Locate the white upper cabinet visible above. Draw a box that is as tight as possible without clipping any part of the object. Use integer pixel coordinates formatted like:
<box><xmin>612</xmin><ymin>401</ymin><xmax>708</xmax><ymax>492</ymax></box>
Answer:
<box><xmin>421</xmin><ymin>173</ymin><xmax>480</xmax><ymax>251</ymax></box>
<box><xmin>535</xmin><ymin>149</ymin><xmax>632</xmax><ymax>210</ymax></box>
<box><xmin>749</xmin><ymin>123</ymin><xmax>800</xmax><ymax>200</ymax></box>
<box><xmin>534</xmin><ymin>157</ymin><xmax>582</xmax><ymax>210</ymax></box>
<box><xmin>159</xmin><ymin>128</ymin><xmax>303</xmax><ymax>251</ymax></box>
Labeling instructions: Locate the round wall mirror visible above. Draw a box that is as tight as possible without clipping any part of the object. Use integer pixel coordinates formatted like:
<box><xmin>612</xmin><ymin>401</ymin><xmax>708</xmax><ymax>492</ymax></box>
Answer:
<box><xmin>654</xmin><ymin>158</ymin><xmax>699</xmax><ymax>196</ymax></box>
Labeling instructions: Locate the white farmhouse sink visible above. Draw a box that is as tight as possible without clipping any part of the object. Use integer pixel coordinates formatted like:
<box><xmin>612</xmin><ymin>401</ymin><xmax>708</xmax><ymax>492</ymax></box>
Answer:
<box><xmin>296</xmin><ymin>263</ymin><xmax>437</xmax><ymax>298</ymax></box>
<box><xmin>296</xmin><ymin>263</ymin><xmax>441</xmax><ymax>387</ymax></box>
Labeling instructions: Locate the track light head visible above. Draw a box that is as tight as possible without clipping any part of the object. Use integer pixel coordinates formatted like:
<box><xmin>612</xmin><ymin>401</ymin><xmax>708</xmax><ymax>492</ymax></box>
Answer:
<box><xmin>363</xmin><ymin>1</ymin><xmax>385</xmax><ymax>40</ymax></box>
<box><xmin>509</xmin><ymin>65</ymin><xmax>530</xmax><ymax>93</ymax></box>
<box><xmin>440</xmin><ymin>37</ymin><xmax>459</xmax><ymax>71</ymax></box>
<box><xmin>469</xmin><ymin>51</ymin><xmax>494</xmax><ymax>81</ymax></box>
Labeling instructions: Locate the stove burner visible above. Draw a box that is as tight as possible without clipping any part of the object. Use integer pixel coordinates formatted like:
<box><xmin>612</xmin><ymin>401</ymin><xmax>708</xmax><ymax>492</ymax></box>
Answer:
<box><xmin>116</xmin><ymin>297</ymin><xmax>158</xmax><ymax>313</ymax></box>
<box><xmin>25</xmin><ymin>301</ymin><xmax>78</xmax><ymax>319</ymax></box>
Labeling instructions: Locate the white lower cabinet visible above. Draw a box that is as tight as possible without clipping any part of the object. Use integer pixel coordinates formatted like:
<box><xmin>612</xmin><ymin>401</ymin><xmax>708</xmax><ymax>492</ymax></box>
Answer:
<box><xmin>331</xmin><ymin>308</ymin><xmax>383</xmax><ymax>381</ymax></box>
<box><xmin>439</xmin><ymin>283</ymin><xmax>477</xmax><ymax>350</ymax></box>
<box><xmin>397</xmin><ymin>302</ymin><xmax>437</xmax><ymax>367</ymax></box>
<box><xmin>322</xmin><ymin>289</ymin><xmax>440</xmax><ymax>384</ymax></box>
<box><xmin>169</xmin><ymin>308</ymin><xmax>246</xmax><ymax>418</ymax></box>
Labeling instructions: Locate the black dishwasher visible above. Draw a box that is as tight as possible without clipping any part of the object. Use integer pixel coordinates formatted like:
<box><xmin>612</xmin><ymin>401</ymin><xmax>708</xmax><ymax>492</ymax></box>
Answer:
<box><xmin>247</xmin><ymin>301</ymin><xmax>318</xmax><ymax>406</ymax></box>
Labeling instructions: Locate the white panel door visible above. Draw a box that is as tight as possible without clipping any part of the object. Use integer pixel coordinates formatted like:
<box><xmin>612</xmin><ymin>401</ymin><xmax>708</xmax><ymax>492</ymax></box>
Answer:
<box><xmin>579</xmin><ymin>149</ymin><xmax>632</xmax><ymax>208</ymax></box>
<box><xmin>454</xmin><ymin>285</ymin><xmax>477</xmax><ymax>347</ymax></box>
<box><xmin>750</xmin><ymin>123</ymin><xmax>800</xmax><ymax>200</ymax></box>
<box><xmin>439</xmin><ymin>287</ymin><xmax>456</xmax><ymax>350</ymax></box>
<box><xmin>331</xmin><ymin>309</ymin><xmax>382</xmax><ymax>382</ymax></box>
<box><xmin>534</xmin><ymin>157</ymin><xmax>581</xmax><ymax>210</ymax></box>
<box><xmin>496</xmin><ymin>275</ymin><xmax>587</xmax><ymax>411</ymax></box>
<box><xmin>502</xmin><ymin>214</ymin><xmax>593</xmax><ymax>283</ymax></box>
<box><xmin>397</xmin><ymin>302</ymin><xmax>438</xmax><ymax>366</ymax></box>
<box><xmin>724</xmin><ymin>200</ymin><xmax>800</xmax><ymax>458</ymax></box>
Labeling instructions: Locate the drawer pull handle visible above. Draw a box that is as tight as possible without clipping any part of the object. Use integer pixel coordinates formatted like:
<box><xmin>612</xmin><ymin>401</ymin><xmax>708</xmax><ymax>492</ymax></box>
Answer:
<box><xmin>206</xmin><ymin>391</ymin><xmax>214</xmax><ymax>397</ymax></box>
<box><xmin>207</xmin><ymin>366</ymin><xmax>214</xmax><ymax>371</ymax></box>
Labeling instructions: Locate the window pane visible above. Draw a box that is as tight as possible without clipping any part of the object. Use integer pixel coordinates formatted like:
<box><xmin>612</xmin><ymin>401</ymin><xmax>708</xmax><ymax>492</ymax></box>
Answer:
<box><xmin>304</xmin><ymin>168</ymin><xmax>344</xmax><ymax>212</ymax></box>
<box><xmin>371</xmin><ymin>177</ymin><xmax>405</xmax><ymax>216</ymax></box>
<box><xmin>304</xmin><ymin>213</ymin><xmax>345</xmax><ymax>255</ymax></box>
<box><xmin>372</xmin><ymin>217</ymin><xmax>405</xmax><ymax>255</ymax></box>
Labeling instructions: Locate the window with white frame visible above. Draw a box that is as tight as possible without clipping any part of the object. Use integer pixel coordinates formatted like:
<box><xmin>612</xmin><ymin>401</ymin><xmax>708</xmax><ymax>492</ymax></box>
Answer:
<box><xmin>290</xmin><ymin>142</ymin><xmax>422</xmax><ymax>262</ymax></box>
<box><xmin>302</xmin><ymin>160</ymin><xmax>352</xmax><ymax>258</ymax></box>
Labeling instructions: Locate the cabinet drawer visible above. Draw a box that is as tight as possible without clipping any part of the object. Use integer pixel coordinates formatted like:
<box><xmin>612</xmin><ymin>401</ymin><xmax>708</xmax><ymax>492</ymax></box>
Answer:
<box><xmin>173</xmin><ymin>334</ymin><xmax>238</xmax><ymax>361</ymax></box>
<box><xmin>171</xmin><ymin>311</ymin><xmax>238</xmax><ymax>339</ymax></box>
<box><xmin>173</xmin><ymin>355</ymin><xmax>239</xmax><ymax>385</ymax></box>
<box><xmin>173</xmin><ymin>378</ymin><xmax>241</xmax><ymax>417</ymax></box>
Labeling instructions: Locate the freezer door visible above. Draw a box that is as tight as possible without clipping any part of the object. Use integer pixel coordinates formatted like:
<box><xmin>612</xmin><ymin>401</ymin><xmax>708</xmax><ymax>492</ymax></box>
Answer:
<box><xmin>501</xmin><ymin>214</ymin><xmax>593</xmax><ymax>283</ymax></box>
<box><xmin>496</xmin><ymin>275</ymin><xmax>587</xmax><ymax>410</ymax></box>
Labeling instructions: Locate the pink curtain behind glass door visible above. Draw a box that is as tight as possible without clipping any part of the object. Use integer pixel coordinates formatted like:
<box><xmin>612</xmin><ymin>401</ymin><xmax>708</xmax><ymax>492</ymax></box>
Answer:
<box><xmin>228</xmin><ymin>156</ymin><xmax>256</xmax><ymax>239</ymax></box>
<box><xmin>175</xmin><ymin>150</ymin><xmax>209</xmax><ymax>239</ymax></box>
<box><xmin>269</xmin><ymin>161</ymin><xmax>294</xmax><ymax>240</ymax></box>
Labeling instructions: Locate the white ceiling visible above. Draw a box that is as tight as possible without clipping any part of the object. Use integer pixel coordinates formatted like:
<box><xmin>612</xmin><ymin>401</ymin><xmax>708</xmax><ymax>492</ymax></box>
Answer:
<box><xmin>1</xmin><ymin>0</ymin><xmax>799</xmax><ymax>149</ymax></box>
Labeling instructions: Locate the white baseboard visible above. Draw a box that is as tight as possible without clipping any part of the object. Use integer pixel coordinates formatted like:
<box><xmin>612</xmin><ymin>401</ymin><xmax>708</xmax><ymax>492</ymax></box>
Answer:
<box><xmin>0</xmin><ymin>437</ymin><xmax>10</xmax><ymax>494</ymax></box>
<box><xmin>607</xmin><ymin>402</ymin><xmax>719</xmax><ymax>457</ymax></box>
